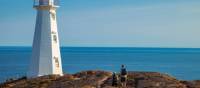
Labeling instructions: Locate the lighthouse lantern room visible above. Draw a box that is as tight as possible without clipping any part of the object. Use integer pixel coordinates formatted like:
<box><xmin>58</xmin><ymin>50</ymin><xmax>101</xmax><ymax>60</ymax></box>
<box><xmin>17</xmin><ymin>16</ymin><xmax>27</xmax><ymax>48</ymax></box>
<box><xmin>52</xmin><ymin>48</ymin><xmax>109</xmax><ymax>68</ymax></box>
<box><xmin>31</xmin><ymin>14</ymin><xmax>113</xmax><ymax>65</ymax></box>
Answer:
<box><xmin>34</xmin><ymin>0</ymin><xmax>59</xmax><ymax>6</ymax></box>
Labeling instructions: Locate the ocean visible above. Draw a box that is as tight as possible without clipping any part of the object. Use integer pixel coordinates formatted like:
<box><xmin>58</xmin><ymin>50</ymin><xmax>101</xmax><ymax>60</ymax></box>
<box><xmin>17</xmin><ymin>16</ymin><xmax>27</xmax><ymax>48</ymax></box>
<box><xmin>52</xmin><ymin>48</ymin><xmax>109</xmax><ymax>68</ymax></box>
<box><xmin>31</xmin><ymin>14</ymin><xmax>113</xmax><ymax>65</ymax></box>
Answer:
<box><xmin>0</xmin><ymin>47</ymin><xmax>200</xmax><ymax>82</ymax></box>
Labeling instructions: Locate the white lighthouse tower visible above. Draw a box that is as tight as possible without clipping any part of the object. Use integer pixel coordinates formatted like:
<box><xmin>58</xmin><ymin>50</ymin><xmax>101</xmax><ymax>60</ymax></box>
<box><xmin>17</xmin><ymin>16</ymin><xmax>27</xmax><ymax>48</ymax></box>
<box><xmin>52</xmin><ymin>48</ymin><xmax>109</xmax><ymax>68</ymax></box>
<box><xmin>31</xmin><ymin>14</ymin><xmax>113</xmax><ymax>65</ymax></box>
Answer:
<box><xmin>28</xmin><ymin>0</ymin><xmax>63</xmax><ymax>78</ymax></box>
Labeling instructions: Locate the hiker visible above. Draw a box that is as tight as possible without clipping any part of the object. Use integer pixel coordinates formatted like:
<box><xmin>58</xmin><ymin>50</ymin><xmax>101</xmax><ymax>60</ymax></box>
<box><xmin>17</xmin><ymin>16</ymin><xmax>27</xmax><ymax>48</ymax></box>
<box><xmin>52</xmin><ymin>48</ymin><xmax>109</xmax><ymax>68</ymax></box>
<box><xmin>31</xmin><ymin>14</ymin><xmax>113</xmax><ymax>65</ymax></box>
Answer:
<box><xmin>112</xmin><ymin>72</ymin><xmax>118</xmax><ymax>86</ymax></box>
<box><xmin>120</xmin><ymin>64</ymin><xmax>127</xmax><ymax>87</ymax></box>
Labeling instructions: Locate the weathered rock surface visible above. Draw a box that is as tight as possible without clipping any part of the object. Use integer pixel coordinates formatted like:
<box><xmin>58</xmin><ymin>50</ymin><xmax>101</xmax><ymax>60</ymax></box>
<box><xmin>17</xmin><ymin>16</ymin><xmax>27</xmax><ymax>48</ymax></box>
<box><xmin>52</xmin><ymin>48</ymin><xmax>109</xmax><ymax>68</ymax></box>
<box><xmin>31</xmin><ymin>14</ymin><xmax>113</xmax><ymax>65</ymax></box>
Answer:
<box><xmin>0</xmin><ymin>70</ymin><xmax>200</xmax><ymax>88</ymax></box>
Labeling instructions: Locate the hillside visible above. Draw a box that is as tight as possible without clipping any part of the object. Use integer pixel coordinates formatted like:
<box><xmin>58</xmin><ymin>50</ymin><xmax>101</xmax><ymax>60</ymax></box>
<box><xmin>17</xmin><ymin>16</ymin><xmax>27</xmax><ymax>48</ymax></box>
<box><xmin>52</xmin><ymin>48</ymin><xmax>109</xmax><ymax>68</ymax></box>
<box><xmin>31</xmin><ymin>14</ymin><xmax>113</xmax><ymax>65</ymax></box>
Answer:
<box><xmin>1</xmin><ymin>70</ymin><xmax>200</xmax><ymax>88</ymax></box>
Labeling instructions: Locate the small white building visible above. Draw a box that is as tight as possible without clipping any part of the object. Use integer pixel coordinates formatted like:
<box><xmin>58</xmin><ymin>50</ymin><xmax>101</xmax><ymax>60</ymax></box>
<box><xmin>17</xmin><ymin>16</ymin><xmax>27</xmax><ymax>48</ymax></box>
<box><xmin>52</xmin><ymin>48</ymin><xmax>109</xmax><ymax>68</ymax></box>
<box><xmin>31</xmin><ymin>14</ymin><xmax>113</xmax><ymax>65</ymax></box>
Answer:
<box><xmin>27</xmin><ymin>0</ymin><xmax>63</xmax><ymax>78</ymax></box>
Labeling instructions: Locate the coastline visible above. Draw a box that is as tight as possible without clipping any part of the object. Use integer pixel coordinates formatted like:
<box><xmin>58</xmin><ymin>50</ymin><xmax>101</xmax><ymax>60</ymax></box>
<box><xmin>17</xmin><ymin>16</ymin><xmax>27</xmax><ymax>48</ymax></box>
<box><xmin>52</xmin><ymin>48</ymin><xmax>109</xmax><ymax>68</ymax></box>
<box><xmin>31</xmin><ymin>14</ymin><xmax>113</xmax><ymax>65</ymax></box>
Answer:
<box><xmin>1</xmin><ymin>70</ymin><xmax>200</xmax><ymax>88</ymax></box>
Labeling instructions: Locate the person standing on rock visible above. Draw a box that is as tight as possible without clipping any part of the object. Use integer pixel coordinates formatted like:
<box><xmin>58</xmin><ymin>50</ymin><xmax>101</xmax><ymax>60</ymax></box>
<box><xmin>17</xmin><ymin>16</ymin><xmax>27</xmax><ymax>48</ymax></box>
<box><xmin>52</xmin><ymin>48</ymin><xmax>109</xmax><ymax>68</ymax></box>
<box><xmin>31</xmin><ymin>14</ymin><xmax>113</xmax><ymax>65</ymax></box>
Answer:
<box><xmin>120</xmin><ymin>64</ymin><xmax>127</xmax><ymax>88</ymax></box>
<box><xmin>112</xmin><ymin>72</ymin><xmax>118</xmax><ymax>86</ymax></box>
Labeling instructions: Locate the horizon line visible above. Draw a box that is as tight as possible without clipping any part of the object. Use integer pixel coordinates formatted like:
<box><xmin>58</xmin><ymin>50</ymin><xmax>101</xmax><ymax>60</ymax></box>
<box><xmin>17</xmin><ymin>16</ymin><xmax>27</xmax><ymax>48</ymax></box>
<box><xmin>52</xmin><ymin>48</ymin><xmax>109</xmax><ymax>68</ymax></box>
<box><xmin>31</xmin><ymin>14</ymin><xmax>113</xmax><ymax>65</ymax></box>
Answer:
<box><xmin>0</xmin><ymin>46</ymin><xmax>200</xmax><ymax>49</ymax></box>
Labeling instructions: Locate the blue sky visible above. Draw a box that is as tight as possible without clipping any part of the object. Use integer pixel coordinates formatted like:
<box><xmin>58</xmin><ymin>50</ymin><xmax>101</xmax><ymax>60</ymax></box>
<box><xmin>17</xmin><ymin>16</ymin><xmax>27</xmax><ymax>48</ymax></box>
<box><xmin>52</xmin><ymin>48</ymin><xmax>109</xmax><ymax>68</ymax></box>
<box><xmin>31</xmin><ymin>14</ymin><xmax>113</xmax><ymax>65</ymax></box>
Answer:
<box><xmin>0</xmin><ymin>0</ymin><xmax>200</xmax><ymax>47</ymax></box>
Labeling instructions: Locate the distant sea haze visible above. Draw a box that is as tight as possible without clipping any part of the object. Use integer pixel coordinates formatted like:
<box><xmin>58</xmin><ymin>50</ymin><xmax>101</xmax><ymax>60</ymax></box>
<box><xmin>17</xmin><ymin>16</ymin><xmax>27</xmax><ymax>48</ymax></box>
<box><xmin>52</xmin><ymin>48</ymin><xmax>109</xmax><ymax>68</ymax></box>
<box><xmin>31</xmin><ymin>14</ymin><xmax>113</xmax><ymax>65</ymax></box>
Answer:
<box><xmin>0</xmin><ymin>46</ymin><xmax>200</xmax><ymax>82</ymax></box>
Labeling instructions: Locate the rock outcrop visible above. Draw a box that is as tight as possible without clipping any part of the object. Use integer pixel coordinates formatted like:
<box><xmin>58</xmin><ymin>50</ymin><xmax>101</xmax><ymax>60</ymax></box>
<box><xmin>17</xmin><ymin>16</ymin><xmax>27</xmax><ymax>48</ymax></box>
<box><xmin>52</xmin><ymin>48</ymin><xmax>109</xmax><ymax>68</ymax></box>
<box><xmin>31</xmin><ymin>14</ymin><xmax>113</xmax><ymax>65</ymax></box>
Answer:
<box><xmin>0</xmin><ymin>70</ymin><xmax>200</xmax><ymax>88</ymax></box>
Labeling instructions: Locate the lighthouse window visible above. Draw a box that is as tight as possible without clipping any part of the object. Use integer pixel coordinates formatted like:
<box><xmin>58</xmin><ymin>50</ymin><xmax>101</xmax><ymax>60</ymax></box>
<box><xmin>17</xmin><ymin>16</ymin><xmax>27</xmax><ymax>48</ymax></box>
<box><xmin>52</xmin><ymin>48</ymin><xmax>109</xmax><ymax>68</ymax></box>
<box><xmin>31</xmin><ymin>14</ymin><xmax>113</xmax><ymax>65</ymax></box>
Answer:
<box><xmin>51</xmin><ymin>13</ymin><xmax>56</xmax><ymax>21</ymax></box>
<box><xmin>54</xmin><ymin>57</ymin><xmax>60</xmax><ymax>68</ymax></box>
<box><xmin>53</xmin><ymin>35</ymin><xmax>57</xmax><ymax>43</ymax></box>
<box><xmin>51</xmin><ymin>31</ymin><xmax>56</xmax><ymax>34</ymax></box>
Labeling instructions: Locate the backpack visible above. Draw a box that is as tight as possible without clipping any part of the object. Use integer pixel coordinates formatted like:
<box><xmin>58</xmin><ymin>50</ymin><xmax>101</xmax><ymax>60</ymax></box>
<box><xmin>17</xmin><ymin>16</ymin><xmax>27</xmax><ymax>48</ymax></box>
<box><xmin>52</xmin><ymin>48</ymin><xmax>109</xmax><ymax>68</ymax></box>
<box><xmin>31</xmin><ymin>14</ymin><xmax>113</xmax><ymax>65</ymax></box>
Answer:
<box><xmin>121</xmin><ymin>68</ymin><xmax>127</xmax><ymax>75</ymax></box>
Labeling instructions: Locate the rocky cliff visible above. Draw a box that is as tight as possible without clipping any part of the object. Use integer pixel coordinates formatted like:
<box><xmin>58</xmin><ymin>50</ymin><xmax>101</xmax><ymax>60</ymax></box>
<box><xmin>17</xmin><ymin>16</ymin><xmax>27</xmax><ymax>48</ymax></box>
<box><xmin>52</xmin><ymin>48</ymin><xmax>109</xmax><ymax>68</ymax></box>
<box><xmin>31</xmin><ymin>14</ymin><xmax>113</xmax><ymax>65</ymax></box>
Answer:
<box><xmin>1</xmin><ymin>70</ymin><xmax>200</xmax><ymax>88</ymax></box>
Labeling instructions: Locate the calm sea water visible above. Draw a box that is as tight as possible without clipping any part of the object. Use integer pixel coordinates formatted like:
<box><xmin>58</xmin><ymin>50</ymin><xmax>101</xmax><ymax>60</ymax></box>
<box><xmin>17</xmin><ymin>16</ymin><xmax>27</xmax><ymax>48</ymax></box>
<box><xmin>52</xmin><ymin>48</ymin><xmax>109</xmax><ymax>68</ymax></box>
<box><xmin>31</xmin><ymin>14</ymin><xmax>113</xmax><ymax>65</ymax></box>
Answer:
<box><xmin>0</xmin><ymin>47</ymin><xmax>200</xmax><ymax>82</ymax></box>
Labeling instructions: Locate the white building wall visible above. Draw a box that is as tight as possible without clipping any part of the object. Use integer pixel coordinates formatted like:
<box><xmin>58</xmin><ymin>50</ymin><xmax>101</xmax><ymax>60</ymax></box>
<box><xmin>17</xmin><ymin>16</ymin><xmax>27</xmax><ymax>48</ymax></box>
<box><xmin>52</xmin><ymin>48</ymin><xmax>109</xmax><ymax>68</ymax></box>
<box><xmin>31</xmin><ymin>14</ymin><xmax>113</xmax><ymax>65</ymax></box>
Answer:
<box><xmin>28</xmin><ymin>7</ymin><xmax>63</xmax><ymax>78</ymax></box>
<box><xmin>50</xmin><ymin>9</ymin><xmax>63</xmax><ymax>75</ymax></box>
